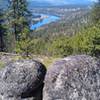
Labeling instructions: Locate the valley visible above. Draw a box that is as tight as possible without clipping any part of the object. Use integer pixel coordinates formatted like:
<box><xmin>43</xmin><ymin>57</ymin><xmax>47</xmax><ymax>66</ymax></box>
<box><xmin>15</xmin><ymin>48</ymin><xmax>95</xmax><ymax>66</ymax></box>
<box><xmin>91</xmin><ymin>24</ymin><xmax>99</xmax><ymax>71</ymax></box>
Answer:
<box><xmin>30</xmin><ymin>14</ymin><xmax>60</xmax><ymax>30</ymax></box>
<box><xmin>31</xmin><ymin>6</ymin><xmax>90</xmax><ymax>36</ymax></box>
<box><xmin>0</xmin><ymin>0</ymin><xmax>99</xmax><ymax>58</ymax></box>
<box><xmin>0</xmin><ymin>0</ymin><xmax>100</xmax><ymax>99</ymax></box>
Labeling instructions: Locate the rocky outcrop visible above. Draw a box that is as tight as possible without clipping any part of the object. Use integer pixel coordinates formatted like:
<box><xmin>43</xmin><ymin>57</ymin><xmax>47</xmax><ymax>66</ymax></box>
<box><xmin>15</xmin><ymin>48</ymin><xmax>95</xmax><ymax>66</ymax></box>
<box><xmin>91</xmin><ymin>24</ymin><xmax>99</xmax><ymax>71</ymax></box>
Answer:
<box><xmin>43</xmin><ymin>55</ymin><xmax>100</xmax><ymax>100</ymax></box>
<box><xmin>0</xmin><ymin>60</ymin><xmax>46</xmax><ymax>100</ymax></box>
<box><xmin>0</xmin><ymin>55</ymin><xmax>100</xmax><ymax>100</ymax></box>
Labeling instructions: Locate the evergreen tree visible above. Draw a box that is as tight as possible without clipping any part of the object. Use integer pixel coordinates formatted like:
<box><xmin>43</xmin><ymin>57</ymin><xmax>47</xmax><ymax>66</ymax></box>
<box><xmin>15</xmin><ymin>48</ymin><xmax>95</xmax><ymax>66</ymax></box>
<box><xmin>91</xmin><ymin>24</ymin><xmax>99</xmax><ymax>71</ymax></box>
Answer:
<box><xmin>90</xmin><ymin>0</ymin><xmax>100</xmax><ymax>57</ymax></box>
<box><xmin>91</xmin><ymin>28</ymin><xmax>100</xmax><ymax>58</ymax></box>
<box><xmin>7</xmin><ymin>0</ymin><xmax>31</xmax><ymax>41</ymax></box>
<box><xmin>3</xmin><ymin>0</ymin><xmax>32</xmax><ymax>53</ymax></box>
<box><xmin>0</xmin><ymin>9</ymin><xmax>6</xmax><ymax>52</ymax></box>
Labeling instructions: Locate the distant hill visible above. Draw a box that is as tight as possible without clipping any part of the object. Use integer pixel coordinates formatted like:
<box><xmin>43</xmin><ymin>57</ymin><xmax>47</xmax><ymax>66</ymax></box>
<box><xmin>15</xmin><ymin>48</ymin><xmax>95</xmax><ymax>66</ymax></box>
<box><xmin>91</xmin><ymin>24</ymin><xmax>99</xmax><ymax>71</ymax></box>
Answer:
<box><xmin>28</xmin><ymin>1</ymin><xmax>52</xmax><ymax>9</ymax></box>
<box><xmin>28</xmin><ymin>0</ymin><xmax>93</xmax><ymax>8</ymax></box>
<box><xmin>0</xmin><ymin>0</ymin><xmax>93</xmax><ymax>10</ymax></box>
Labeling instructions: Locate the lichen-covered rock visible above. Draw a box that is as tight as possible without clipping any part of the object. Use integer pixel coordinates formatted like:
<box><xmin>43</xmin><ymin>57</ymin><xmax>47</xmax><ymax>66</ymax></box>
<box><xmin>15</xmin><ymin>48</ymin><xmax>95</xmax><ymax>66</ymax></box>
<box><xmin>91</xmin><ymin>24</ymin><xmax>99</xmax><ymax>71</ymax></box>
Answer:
<box><xmin>0</xmin><ymin>60</ymin><xmax>46</xmax><ymax>100</ymax></box>
<box><xmin>43</xmin><ymin>55</ymin><xmax>100</xmax><ymax>100</ymax></box>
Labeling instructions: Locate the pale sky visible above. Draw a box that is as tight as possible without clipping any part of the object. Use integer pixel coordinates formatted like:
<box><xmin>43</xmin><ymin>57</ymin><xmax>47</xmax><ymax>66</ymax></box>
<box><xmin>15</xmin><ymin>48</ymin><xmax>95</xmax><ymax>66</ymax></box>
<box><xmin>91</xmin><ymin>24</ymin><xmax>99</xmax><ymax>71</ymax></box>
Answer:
<box><xmin>28</xmin><ymin>0</ymin><xmax>97</xmax><ymax>5</ymax></box>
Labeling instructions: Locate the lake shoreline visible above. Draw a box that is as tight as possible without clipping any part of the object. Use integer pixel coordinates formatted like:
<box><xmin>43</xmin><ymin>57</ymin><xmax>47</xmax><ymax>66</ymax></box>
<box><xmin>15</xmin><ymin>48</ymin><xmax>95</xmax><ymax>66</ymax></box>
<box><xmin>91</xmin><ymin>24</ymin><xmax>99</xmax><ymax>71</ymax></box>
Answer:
<box><xmin>30</xmin><ymin>13</ymin><xmax>60</xmax><ymax>30</ymax></box>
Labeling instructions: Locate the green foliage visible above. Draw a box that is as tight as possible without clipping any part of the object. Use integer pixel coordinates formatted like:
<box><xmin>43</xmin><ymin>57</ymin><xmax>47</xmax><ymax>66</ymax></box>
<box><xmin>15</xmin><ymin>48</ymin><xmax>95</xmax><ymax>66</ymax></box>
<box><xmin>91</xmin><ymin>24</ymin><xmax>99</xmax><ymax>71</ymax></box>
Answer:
<box><xmin>5</xmin><ymin>0</ymin><xmax>30</xmax><ymax>42</ymax></box>
<box><xmin>0</xmin><ymin>9</ymin><xmax>6</xmax><ymax>52</ymax></box>
<box><xmin>14</xmin><ymin>23</ymin><xmax>99</xmax><ymax>58</ymax></box>
<box><xmin>71</xmin><ymin>25</ymin><xmax>100</xmax><ymax>57</ymax></box>
<box><xmin>91</xmin><ymin>0</ymin><xmax>100</xmax><ymax>24</ymax></box>
<box><xmin>0</xmin><ymin>61</ymin><xmax>5</xmax><ymax>69</ymax></box>
<box><xmin>90</xmin><ymin>26</ymin><xmax>100</xmax><ymax>57</ymax></box>
<box><xmin>0</xmin><ymin>0</ymin><xmax>99</xmax><ymax>58</ymax></box>
<box><xmin>2</xmin><ymin>0</ymin><xmax>32</xmax><ymax>53</ymax></box>
<box><xmin>27</xmin><ymin>38</ymin><xmax>46</xmax><ymax>55</ymax></box>
<box><xmin>15</xmin><ymin>27</ymin><xmax>31</xmax><ymax>56</ymax></box>
<box><xmin>47</xmin><ymin>35</ymin><xmax>73</xmax><ymax>57</ymax></box>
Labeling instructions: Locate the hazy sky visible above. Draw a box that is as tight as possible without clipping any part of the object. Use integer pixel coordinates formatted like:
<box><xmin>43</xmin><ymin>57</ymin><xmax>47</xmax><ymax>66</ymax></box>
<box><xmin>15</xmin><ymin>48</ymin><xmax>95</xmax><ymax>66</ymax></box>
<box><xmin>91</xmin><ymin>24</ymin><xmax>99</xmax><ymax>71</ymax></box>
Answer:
<box><xmin>28</xmin><ymin>0</ymin><xmax>97</xmax><ymax>4</ymax></box>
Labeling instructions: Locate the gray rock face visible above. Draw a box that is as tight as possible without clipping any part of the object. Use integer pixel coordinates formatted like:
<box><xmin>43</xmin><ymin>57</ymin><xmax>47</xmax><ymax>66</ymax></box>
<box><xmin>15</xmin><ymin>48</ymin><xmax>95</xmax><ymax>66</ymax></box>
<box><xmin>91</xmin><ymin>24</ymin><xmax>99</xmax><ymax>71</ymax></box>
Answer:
<box><xmin>43</xmin><ymin>55</ymin><xmax>100</xmax><ymax>100</ymax></box>
<box><xmin>0</xmin><ymin>60</ymin><xmax>46</xmax><ymax>100</ymax></box>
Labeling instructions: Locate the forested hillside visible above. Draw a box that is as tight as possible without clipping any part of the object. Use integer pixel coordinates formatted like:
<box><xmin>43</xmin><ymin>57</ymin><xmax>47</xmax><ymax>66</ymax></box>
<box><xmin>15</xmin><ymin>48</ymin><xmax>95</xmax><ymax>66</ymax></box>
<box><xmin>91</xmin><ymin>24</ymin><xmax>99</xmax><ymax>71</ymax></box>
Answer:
<box><xmin>0</xmin><ymin>0</ymin><xmax>100</xmax><ymax>58</ymax></box>
<box><xmin>32</xmin><ymin>8</ymin><xmax>90</xmax><ymax>37</ymax></box>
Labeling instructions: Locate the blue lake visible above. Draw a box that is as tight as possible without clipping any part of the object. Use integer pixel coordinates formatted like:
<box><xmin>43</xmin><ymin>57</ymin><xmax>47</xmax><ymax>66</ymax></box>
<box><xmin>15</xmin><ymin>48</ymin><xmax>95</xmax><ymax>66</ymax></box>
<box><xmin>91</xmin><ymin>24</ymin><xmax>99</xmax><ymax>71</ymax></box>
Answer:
<box><xmin>30</xmin><ymin>14</ymin><xmax>60</xmax><ymax>30</ymax></box>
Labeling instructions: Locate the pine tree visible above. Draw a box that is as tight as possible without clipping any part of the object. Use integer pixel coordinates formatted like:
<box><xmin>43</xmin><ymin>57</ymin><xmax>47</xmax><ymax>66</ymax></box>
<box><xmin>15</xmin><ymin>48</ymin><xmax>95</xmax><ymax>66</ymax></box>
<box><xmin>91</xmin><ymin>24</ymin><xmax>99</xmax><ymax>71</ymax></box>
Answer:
<box><xmin>7</xmin><ymin>0</ymin><xmax>31</xmax><ymax>41</ymax></box>
<box><xmin>0</xmin><ymin>9</ymin><xmax>6</xmax><ymax>52</ymax></box>
<box><xmin>90</xmin><ymin>0</ymin><xmax>100</xmax><ymax>58</ymax></box>
<box><xmin>4</xmin><ymin>0</ymin><xmax>32</xmax><ymax>53</ymax></box>
<box><xmin>91</xmin><ymin>30</ymin><xmax>100</xmax><ymax>58</ymax></box>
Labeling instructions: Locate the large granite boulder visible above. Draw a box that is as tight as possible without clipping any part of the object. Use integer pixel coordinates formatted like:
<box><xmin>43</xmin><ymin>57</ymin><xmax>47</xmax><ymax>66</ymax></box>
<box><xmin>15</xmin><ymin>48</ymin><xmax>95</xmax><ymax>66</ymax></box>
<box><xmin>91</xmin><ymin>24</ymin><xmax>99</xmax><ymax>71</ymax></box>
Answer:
<box><xmin>0</xmin><ymin>60</ymin><xmax>46</xmax><ymax>100</ymax></box>
<box><xmin>43</xmin><ymin>55</ymin><xmax>100</xmax><ymax>100</ymax></box>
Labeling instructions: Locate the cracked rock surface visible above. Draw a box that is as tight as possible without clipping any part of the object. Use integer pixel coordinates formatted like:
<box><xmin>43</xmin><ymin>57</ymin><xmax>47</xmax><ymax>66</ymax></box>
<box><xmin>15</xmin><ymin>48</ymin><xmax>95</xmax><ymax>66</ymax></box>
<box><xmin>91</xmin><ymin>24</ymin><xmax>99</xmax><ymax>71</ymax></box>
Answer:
<box><xmin>43</xmin><ymin>55</ymin><xmax>100</xmax><ymax>100</ymax></box>
<box><xmin>0</xmin><ymin>60</ymin><xmax>46</xmax><ymax>100</ymax></box>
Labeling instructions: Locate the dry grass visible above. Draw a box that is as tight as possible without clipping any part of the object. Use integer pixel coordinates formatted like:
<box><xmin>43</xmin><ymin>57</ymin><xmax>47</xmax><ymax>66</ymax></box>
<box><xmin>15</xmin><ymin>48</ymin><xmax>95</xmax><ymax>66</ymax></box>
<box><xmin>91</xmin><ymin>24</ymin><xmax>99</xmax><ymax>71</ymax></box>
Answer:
<box><xmin>0</xmin><ymin>52</ymin><xmax>61</xmax><ymax>68</ymax></box>
<box><xmin>0</xmin><ymin>61</ymin><xmax>5</xmax><ymax>69</ymax></box>
<box><xmin>42</xmin><ymin>57</ymin><xmax>60</xmax><ymax>68</ymax></box>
